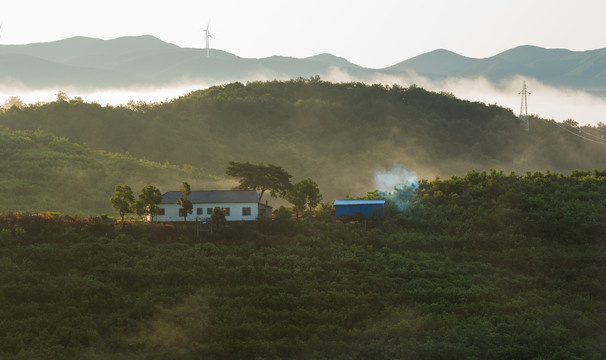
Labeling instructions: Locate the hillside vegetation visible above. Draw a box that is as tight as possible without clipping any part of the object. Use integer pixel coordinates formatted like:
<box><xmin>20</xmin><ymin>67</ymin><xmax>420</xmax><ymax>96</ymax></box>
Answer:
<box><xmin>0</xmin><ymin>126</ymin><xmax>228</xmax><ymax>215</ymax></box>
<box><xmin>1</xmin><ymin>170</ymin><xmax>605</xmax><ymax>359</ymax></box>
<box><xmin>2</xmin><ymin>79</ymin><xmax>606</xmax><ymax>213</ymax></box>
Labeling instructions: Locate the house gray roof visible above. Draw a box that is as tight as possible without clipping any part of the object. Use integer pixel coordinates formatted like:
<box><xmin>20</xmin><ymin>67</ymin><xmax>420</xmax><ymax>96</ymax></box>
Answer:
<box><xmin>161</xmin><ymin>190</ymin><xmax>260</xmax><ymax>204</ymax></box>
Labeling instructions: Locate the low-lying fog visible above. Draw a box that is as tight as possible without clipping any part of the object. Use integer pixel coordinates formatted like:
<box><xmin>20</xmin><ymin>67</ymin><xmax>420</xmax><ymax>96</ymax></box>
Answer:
<box><xmin>2</xmin><ymin>69</ymin><xmax>605</xmax><ymax>126</ymax></box>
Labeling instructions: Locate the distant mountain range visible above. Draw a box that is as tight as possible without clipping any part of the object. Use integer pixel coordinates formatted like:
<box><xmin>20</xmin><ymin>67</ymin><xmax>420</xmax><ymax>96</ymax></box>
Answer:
<box><xmin>1</xmin><ymin>35</ymin><xmax>605</xmax><ymax>94</ymax></box>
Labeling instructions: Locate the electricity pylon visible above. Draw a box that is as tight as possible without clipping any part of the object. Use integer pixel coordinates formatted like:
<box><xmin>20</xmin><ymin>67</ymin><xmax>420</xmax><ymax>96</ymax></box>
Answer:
<box><xmin>519</xmin><ymin>80</ymin><xmax>530</xmax><ymax>132</ymax></box>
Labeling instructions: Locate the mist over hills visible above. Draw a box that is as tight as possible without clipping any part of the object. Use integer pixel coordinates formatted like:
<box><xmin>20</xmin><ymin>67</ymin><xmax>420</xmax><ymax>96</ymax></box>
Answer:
<box><xmin>2</xmin><ymin>79</ymin><xmax>606</xmax><ymax>215</ymax></box>
<box><xmin>2</xmin><ymin>36</ymin><xmax>606</xmax><ymax>213</ymax></box>
<box><xmin>1</xmin><ymin>35</ymin><xmax>605</xmax><ymax>93</ymax></box>
<box><xmin>389</xmin><ymin>45</ymin><xmax>606</xmax><ymax>93</ymax></box>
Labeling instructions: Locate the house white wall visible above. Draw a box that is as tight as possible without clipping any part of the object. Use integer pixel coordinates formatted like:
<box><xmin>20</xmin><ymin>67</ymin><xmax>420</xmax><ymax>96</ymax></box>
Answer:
<box><xmin>155</xmin><ymin>202</ymin><xmax>262</xmax><ymax>222</ymax></box>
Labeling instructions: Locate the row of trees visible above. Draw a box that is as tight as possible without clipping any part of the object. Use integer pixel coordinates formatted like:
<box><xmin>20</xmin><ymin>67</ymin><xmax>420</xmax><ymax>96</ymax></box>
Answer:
<box><xmin>110</xmin><ymin>162</ymin><xmax>323</xmax><ymax>222</ymax></box>
<box><xmin>111</xmin><ymin>182</ymin><xmax>210</xmax><ymax>223</ymax></box>
<box><xmin>110</xmin><ymin>184</ymin><xmax>162</xmax><ymax>221</ymax></box>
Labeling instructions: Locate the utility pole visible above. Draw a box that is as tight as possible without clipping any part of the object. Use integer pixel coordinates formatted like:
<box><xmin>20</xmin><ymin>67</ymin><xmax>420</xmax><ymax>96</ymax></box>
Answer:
<box><xmin>519</xmin><ymin>80</ymin><xmax>531</xmax><ymax>132</ymax></box>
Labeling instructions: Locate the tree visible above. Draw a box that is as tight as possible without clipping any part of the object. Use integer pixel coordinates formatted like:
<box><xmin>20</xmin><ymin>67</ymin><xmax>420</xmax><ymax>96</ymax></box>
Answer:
<box><xmin>285</xmin><ymin>187</ymin><xmax>306</xmax><ymax>219</ymax></box>
<box><xmin>285</xmin><ymin>178</ymin><xmax>322</xmax><ymax>218</ymax></box>
<box><xmin>210</xmin><ymin>207</ymin><xmax>226</xmax><ymax>231</ymax></box>
<box><xmin>2</xmin><ymin>96</ymin><xmax>24</xmax><ymax>110</ymax></box>
<box><xmin>55</xmin><ymin>91</ymin><xmax>69</xmax><ymax>102</ymax></box>
<box><xmin>226</xmin><ymin>161</ymin><xmax>292</xmax><ymax>201</ymax></box>
<box><xmin>315</xmin><ymin>202</ymin><xmax>334</xmax><ymax>222</ymax></box>
<box><xmin>177</xmin><ymin>182</ymin><xmax>193</xmax><ymax>222</ymax></box>
<box><xmin>110</xmin><ymin>184</ymin><xmax>135</xmax><ymax>222</ymax></box>
<box><xmin>135</xmin><ymin>185</ymin><xmax>163</xmax><ymax>222</ymax></box>
<box><xmin>274</xmin><ymin>206</ymin><xmax>292</xmax><ymax>222</ymax></box>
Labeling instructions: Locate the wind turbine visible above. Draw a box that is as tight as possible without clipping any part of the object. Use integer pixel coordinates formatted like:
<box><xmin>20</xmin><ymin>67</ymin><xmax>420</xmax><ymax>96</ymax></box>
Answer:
<box><xmin>202</xmin><ymin>23</ymin><xmax>213</xmax><ymax>57</ymax></box>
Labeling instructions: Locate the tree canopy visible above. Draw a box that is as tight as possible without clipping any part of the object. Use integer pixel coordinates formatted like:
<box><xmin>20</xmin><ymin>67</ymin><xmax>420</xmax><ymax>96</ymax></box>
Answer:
<box><xmin>135</xmin><ymin>185</ymin><xmax>163</xmax><ymax>221</ymax></box>
<box><xmin>285</xmin><ymin>178</ymin><xmax>322</xmax><ymax>217</ymax></box>
<box><xmin>211</xmin><ymin>206</ymin><xmax>227</xmax><ymax>230</ymax></box>
<box><xmin>110</xmin><ymin>184</ymin><xmax>134</xmax><ymax>221</ymax></box>
<box><xmin>226</xmin><ymin>161</ymin><xmax>292</xmax><ymax>201</ymax></box>
<box><xmin>176</xmin><ymin>181</ymin><xmax>193</xmax><ymax>222</ymax></box>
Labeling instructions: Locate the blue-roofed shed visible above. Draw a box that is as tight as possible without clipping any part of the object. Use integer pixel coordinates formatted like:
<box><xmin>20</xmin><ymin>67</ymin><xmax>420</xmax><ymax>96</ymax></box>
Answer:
<box><xmin>334</xmin><ymin>200</ymin><xmax>386</xmax><ymax>218</ymax></box>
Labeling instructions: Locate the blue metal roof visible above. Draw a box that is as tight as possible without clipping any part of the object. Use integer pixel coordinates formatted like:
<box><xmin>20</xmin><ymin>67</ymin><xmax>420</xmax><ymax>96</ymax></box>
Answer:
<box><xmin>334</xmin><ymin>200</ymin><xmax>386</xmax><ymax>206</ymax></box>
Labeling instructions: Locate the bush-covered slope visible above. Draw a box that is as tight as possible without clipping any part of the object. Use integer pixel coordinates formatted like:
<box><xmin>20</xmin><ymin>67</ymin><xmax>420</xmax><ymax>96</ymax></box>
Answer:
<box><xmin>408</xmin><ymin>169</ymin><xmax>606</xmax><ymax>243</ymax></box>
<box><xmin>2</xmin><ymin>80</ymin><xmax>606</xmax><ymax>204</ymax></box>
<box><xmin>1</xmin><ymin>170</ymin><xmax>606</xmax><ymax>359</ymax></box>
<box><xmin>0</xmin><ymin>126</ymin><xmax>229</xmax><ymax>215</ymax></box>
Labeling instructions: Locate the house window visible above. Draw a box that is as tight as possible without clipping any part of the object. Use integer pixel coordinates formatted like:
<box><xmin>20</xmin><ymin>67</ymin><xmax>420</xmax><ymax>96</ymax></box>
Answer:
<box><xmin>260</xmin><ymin>208</ymin><xmax>266</xmax><ymax>216</ymax></box>
<box><xmin>197</xmin><ymin>208</ymin><xmax>203</xmax><ymax>215</ymax></box>
<box><xmin>158</xmin><ymin>208</ymin><xmax>165</xmax><ymax>216</ymax></box>
<box><xmin>207</xmin><ymin>208</ymin><xmax>213</xmax><ymax>215</ymax></box>
<box><xmin>222</xmin><ymin>208</ymin><xmax>231</xmax><ymax>216</ymax></box>
<box><xmin>179</xmin><ymin>208</ymin><xmax>187</xmax><ymax>217</ymax></box>
<box><xmin>242</xmin><ymin>207</ymin><xmax>251</xmax><ymax>216</ymax></box>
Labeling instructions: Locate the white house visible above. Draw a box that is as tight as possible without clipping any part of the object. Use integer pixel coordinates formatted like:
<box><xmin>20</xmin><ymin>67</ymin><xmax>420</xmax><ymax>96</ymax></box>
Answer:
<box><xmin>155</xmin><ymin>189</ymin><xmax>272</xmax><ymax>222</ymax></box>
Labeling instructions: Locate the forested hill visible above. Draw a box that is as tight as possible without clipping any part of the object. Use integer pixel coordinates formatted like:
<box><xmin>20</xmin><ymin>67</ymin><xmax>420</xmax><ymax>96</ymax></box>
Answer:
<box><xmin>0</xmin><ymin>126</ymin><xmax>228</xmax><ymax>214</ymax></box>
<box><xmin>2</xmin><ymin>79</ymin><xmax>606</xmax><ymax>211</ymax></box>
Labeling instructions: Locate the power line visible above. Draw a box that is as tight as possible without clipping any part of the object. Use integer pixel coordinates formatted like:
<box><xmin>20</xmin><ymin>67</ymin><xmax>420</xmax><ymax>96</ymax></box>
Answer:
<box><xmin>581</xmin><ymin>126</ymin><xmax>606</xmax><ymax>134</ymax></box>
<box><xmin>578</xmin><ymin>128</ymin><xmax>606</xmax><ymax>141</ymax></box>
<box><xmin>553</xmin><ymin>121</ymin><xmax>606</xmax><ymax>146</ymax></box>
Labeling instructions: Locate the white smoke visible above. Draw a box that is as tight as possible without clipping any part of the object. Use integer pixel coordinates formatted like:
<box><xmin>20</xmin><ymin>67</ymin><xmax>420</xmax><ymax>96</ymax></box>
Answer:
<box><xmin>373</xmin><ymin>165</ymin><xmax>420</xmax><ymax>211</ymax></box>
<box><xmin>374</xmin><ymin>165</ymin><xmax>419</xmax><ymax>193</ymax></box>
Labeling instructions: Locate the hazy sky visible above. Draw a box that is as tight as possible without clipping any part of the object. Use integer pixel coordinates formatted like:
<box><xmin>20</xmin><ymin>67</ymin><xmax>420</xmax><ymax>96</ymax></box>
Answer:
<box><xmin>1</xmin><ymin>0</ymin><xmax>605</xmax><ymax>68</ymax></box>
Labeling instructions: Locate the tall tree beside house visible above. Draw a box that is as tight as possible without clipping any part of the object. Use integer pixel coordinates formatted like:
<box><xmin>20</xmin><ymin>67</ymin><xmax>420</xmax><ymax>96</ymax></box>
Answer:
<box><xmin>210</xmin><ymin>207</ymin><xmax>227</xmax><ymax>231</ymax></box>
<box><xmin>226</xmin><ymin>161</ymin><xmax>293</xmax><ymax>201</ymax></box>
<box><xmin>110</xmin><ymin>184</ymin><xmax>135</xmax><ymax>222</ymax></box>
<box><xmin>285</xmin><ymin>178</ymin><xmax>322</xmax><ymax>218</ymax></box>
<box><xmin>135</xmin><ymin>185</ymin><xmax>163</xmax><ymax>222</ymax></box>
<box><xmin>177</xmin><ymin>181</ymin><xmax>193</xmax><ymax>222</ymax></box>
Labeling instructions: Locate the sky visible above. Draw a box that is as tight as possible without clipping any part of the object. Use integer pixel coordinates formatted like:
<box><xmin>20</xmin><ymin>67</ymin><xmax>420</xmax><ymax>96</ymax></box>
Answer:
<box><xmin>1</xmin><ymin>0</ymin><xmax>606</xmax><ymax>125</ymax></box>
<box><xmin>1</xmin><ymin>0</ymin><xmax>605</xmax><ymax>69</ymax></box>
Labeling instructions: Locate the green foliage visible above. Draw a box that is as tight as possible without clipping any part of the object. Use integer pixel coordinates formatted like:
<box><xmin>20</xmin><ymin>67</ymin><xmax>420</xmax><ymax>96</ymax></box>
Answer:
<box><xmin>285</xmin><ymin>178</ymin><xmax>322</xmax><ymax>217</ymax></box>
<box><xmin>0</xmin><ymin>126</ymin><xmax>227</xmax><ymax>215</ymax></box>
<box><xmin>135</xmin><ymin>185</ymin><xmax>162</xmax><ymax>221</ymax></box>
<box><xmin>226</xmin><ymin>161</ymin><xmax>293</xmax><ymax>201</ymax></box>
<box><xmin>210</xmin><ymin>207</ymin><xmax>226</xmax><ymax>230</ymax></box>
<box><xmin>6</xmin><ymin>80</ymin><xmax>605</xmax><ymax>204</ymax></box>
<box><xmin>315</xmin><ymin>202</ymin><xmax>334</xmax><ymax>222</ymax></box>
<box><xmin>110</xmin><ymin>184</ymin><xmax>135</xmax><ymax>221</ymax></box>
<box><xmin>410</xmin><ymin>169</ymin><xmax>606</xmax><ymax>243</ymax></box>
<box><xmin>176</xmin><ymin>181</ymin><xmax>193</xmax><ymax>222</ymax></box>
<box><xmin>1</xmin><ymin>205</ymin><xmax>605</xmax><ymax>359</ymax></box>
<box><xmin>4</xmin><ymin>78</ymin><xmax>606</xmax><ymax>357</ymax></box>
<box><xmin>274</xmin><ymin>206</ymin><xmax>292</xmax><ymax>222</ymax></box>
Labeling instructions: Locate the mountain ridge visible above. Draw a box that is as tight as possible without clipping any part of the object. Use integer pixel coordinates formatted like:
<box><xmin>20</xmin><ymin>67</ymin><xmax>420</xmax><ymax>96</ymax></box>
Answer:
<box><xmin>1</xmin><ymin>35</ymin><xmax>605</xmax><ymax>92</ymax></box>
